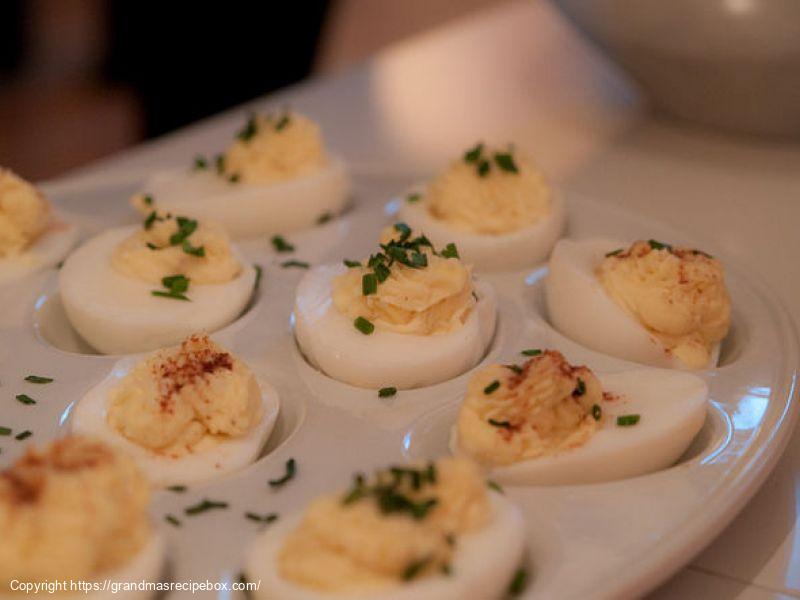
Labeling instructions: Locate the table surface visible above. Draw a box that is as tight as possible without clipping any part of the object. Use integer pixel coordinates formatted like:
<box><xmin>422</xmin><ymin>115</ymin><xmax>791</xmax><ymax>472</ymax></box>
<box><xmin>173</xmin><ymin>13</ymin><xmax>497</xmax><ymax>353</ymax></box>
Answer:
<box><xmin>49</xmin><ymin>1</ymin><xmax>800</xmax><ymax>597</ymax></box>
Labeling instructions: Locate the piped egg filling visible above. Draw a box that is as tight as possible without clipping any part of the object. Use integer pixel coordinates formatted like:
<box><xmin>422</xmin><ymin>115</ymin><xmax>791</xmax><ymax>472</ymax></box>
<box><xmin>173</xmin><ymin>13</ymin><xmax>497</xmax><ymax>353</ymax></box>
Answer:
<box><xmin>332</xmin><ymin>224</ymin><xmax>475</xmax><ymax>335</ymax></box>
<box><xmin>0</xmin><ymin>436</ymin><xmax>152</xmax><ymax>584</ymax></box>
<box><xmin>457</xmin><ymin>350</ymin><xmax>603</xmax><ymax>466</ymax></box>
<box><xmin>597</xmin><ymin>240</ymin><xmax>732</xmax><ymax>369</ymax></box>
<box><xmin>113</xmin><ymin>210</ymin><xmax>241</xmax><ymax>287</ymax></box>
<box><xmin>426</xmin><ymin>144</ymin><xmax>551</xmax><ymax>235</ymax></box>
<box><xmin>0</xmin><ymin>167</ymin><xmax>50</xmax><ymax>257</ymax></box>
<box><xmin>107</xmin><ymin>334</ymin><xmax>262</xmax><ymax>458</ymax></box>
<box><xmin>277</xmin><ymin>458</ymin><xmax>491</xmax><ymax>593</ymax></box>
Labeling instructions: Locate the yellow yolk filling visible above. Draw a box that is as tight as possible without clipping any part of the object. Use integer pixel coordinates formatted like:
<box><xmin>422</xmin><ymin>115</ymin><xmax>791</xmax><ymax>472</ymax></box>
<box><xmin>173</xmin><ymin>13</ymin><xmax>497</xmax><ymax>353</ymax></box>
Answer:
<box><xmin>597</xmin><ymin>241</ymin><xmax>732</xmax><ymax>369</ymax></box>
<box><xmin>457</xmin><ymin>350</ymin><xmax>602</xmax><ymax>466</ymax></box>
<box><xmin>0</xmin><ymin>436</ymin><xmax>151</xmax><ymax>584</ymax></box>
<box><xmin>0</xmin><ymin>168</ymin><xmax>50</xmax><ymax>257</ymax></box>
<box><xmin>278</xmin><ymin>457</ymin><xmax>490</xmax><ymax>593</ymax></box>
<box><xmin>107</xmin><ymin>334</ymin><xmax>261</xmax><ymax>457</ymax></box>
<box><xmin>426</xmin><ymin>146</ymin><xmax>551</xmax><ymax>235</ymax></box>
<box><xmin>112</xmin><ymin>213</ymin><xmax>241</xmax><ymax>284</ymax></box>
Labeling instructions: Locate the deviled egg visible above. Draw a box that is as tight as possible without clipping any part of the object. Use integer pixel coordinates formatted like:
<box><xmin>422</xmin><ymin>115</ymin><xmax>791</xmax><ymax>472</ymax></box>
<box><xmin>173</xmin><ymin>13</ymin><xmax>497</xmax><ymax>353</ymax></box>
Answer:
<box><xmin>71</xmin><ymin>334</ymin><xmax>280</xmax><ymax>486</ymax></box>
<box><xmin>546</xmin><ymin>238</ymin><xmax>732</xmax><ymax>369</ymax></box>
<box><xmin>0</xmin><ymin>436</ymin><xmax>164</xmax><ymax>600</ymax></box>
<box><xmin>246</xmin><ymin>457</ymin><xmax>525</xmax><ymax>600</ymax></box>
<box><xmin>0</xmin><ymin>167</ymin><xmax>77</xmax><ymax>283</ymax></box>
<box><xmin>59</xmin><ymin>210</ymin><xmax>255</xmax><ymax>354</ymax></box>
<box><xmin>451</xmin><ymin>349</ymin><xmax>708</xmax><ymax>485</ymax></box>
<box><xmin>294</xmin><ymin>224</ymin><xmax>497</xmax><ymax>389</ymax></box>
<box><xmin>395</xmin><ymin>143</ymin><xmax>565</xmax><ymax>271</ymax></box>
<box><xmin>132</xmin><ymin>111</ymin><xmax>351</xmax><ymax>238</ymax></box>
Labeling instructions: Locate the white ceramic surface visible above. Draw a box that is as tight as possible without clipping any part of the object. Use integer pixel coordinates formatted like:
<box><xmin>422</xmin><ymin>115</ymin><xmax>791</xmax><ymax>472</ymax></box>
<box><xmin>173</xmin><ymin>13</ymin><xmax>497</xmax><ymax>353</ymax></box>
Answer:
<box><xmin>0</xmin><ymin>180</ymin><xmax>796</xmax><ymax>599</ymax></box>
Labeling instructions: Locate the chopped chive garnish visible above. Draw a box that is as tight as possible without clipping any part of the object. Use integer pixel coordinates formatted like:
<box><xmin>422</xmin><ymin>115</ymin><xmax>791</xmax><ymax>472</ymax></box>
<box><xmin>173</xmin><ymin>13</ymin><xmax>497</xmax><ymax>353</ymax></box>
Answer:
<box><xmin>692</xmin><ymin>249</ymin><xmax>714</xmax><ymax>259</ymax></box>
<box><xmin>245</xmin><ymin>512</ymin><xmax>278</xmax><ymax>524</ymax></box>
<box><xmin>15</xmin><ymin>430</ymin><xmax>32</xmax><ymax>441</ymax></box>
<box><xmin>343</xmin><ymin>259</ymin><xmax>361</xmax><ymax>268</ymax></box>
<box><xmin>268</xmin><ymin>458</ymin><xmax>297</xmax><ymax>487</ymax></box>
<box><xmin>406</xmin><ymin>192</ymin><xmax>421</xmax><ymax>203</ymax></box>
<box><xmin>237</xmin><ymin>115</ymin><xmax>258</xmax><ymax>142</ymax></box>
<box><xmin>402</xmin><ymin>557</ymin><xmax>430</xmax><ymax>581</ymax></box>
<box><xmin>617</xmin><ymin>414</ymin><xmax>641</xmax><ymax>427</ymax></box>
<box><xmin>193</xmin><ymin>155</ymin><xmax>208</xmax><ymax>170</ymax></box>
<box><xmin>164</xmin><ymin>514</ymin><xmax>182</xmax><ymax>527</ymax></box>
<box><xmin>464</xmin><ymin>142</ymin><xmax>484</xmax><ymax>163</ymax></box>
<box><xmin>167</xmin><ymin>485</ymin><xmax>187</xmax><ymax>493</ymax></box>
<box><xmin>24</xmin><ymin>375</ymin><xmax>53</xmax><ymax>384</ymax></box>
<box><xmin>354</xmin><ymin>316</ymin><xmax>374</xmax><ymax>335</ymax></box>
<box><xmin>592</xmin><ymin>404</ymin><xmax>602</xmax><ymax>421</ymax></box>
<box><xmin>574</xmin><ymin>378</ymin><xmax>586</xmax><ymax>396</ymax></box>
<box><xmin>152</xmin><ymin>274</ymin><xmax>191</xmax><ymax>301</ymax></box>
<box><xmin>362</xmin><ymin>273</ymin><xmax>378</xmax><ymax>296</ymax></box>
<box><xmin>275</xmin><ymin>114</ymin><xmax>291</xmax><ymax>131</ymax></box>
<box><xmin>488</xmin><ymin>418</ymin><xmax>512</xmax><ymax>429</ymax></box>
<box><xmin>521</xmin><ymin>348</ymin><xmax>542</xmax><ymax>356</ymax></box>
<box><xmin>181</xmin><ymin>240</ymin><xmax>205</xmax><ymax>257</ymax></box>
<box><xmin>505</xmin><ymin>364</ymin><xmax>523</xmax><ymax>375</ymax></box>
<box><xmin>494</xmin><ymin>152</ymin><xmax>519</xmax><ymax>173</ymax></box>
<box><xmin>0</xmin><ymin>427</ymin><xmax>11</xmax><ymax>436</ymax></box>
<box><xmin>394</xmin><ymin>222</ymin><xmax>412</xmax><ymax>240</ymax></box>
<box><xmin>228</xmin><ymin>173</ymin><xmax>240</xmax><ymax>183</ymax></box>
<box><xmin>15</xmin><ymin>394</ymin><xmax>36</xmax><ymax>405</ymax></box>
<box><xmin>440</xmin><ymin>243</ymin><xmax>459</xmax><ymax>259</ymax></box>
<box><xmin>487</xmin><ymin>480</ymin><xmax>504</xmax><ymax>494</ymax></box>
<box><xmin>605</xmin><ymin>248</ymin><xmax>623</xmax><ymax>257</ymax></box>
<box><xmin>648</xmin><ymin>239</ymin><xmax>672</xmax><ymax>251</ymax></box>
<box><xmin>169</xmin><ymin>216</ymin><xmax>198</xmax><ymax>246</ymax></box>
<box><xmin>483</xmin><ymin>380</ymin><xmax>501</xmax><ymax>395</ymax></box>
<box><xmin>477</xmin><ymin>158</ymin><xmax>490</xmax><ymax>177</ymax></box>
<box><xmin>378</xmin><ymin>387</ymin><xmax>397</xmax><ymax>398</ymax></box>
<box><xmin>144</xmin><ymin>211</ymin><xmax>158</xmax><ymax>230</ymax></box>
<box><xmin>508</xmin><ymin>567</ymin><xmax>528</xmax><ymax>596</ymax></box>
<box><xmin>146</xmin><ymin>242</ymin><xmax>158</xmax><ymax>250</ymax></box>
<box><xmin>271</xmin><ymin>235</ymin><xmax>295</xmax><ymax>253</ymax></box>
<box><xmin>184</xmin><ymin>499</ymin><xmax>229</xmax><ymax>515</ymax></box>
<box><xmin>215</xmin><ymin>154</ymin><xmax>225</xmax><ymax>174</ymax></box>
<box><xmin>280</xmin><ymin>260</ymin><xmax>309</xmax><ymax>269</ymax></box>
<box><xmin>142</xmin><ymin>194</ymin><xmax>153</xmax><ymax>206</ymax></box>
<box><xmin>317</xmin><ymin>212</ymin><xmax>333</xmax><ymax>225</ymax></box>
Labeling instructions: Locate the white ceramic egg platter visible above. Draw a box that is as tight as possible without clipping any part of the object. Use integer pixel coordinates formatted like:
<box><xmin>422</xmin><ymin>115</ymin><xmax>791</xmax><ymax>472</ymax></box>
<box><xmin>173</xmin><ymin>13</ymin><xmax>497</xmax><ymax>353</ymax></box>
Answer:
<box><xmin>0</xmin><ymin>172</ymin><xmax>797</xmax><ymax>600</ymax></box>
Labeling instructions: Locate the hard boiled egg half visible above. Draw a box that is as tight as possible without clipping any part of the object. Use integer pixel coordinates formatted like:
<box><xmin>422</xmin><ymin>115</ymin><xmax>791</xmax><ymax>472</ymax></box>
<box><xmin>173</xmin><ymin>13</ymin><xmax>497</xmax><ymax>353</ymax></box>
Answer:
<box><xmin>395</xmin><ymin>143</ymin><xmax>565</xmax><ymax>272</ymax></box>
<box><xmin>71</xmin><ymin>334</ymin><xmax>280</xmax><ymax>487</ymax></box>
<box><xmin>0</xmin><ymin>167</ymin><xmax>77</xmax><ymax>284</ymax></box>
<box><xmin>294</xmin><ymin>224</ymin><xmax>497</xmax><ymax>389</ymax></box>
<box><xmin>0</xmin><ymin>436</ymin><xmax>164</xmax><ymax>600</ymax></box>
<box><xmin>132</xmin><ymin>111</ymin><xmax>351</xmax><ymax>238</ymax></box>
<box><xmin>451</xmin><ymin>350</ymin><xmax>708</xmax><ymax>485</ymax></box>
<box><xmin>59</xmin><ymin>210</ymin><xmax>255</xmax><ymax>354</ymax></box>
<box><xmin>546</xmin><ymin>238</ymin><xmax>732</xmax><ymax>370</ymax></box>
<box><xmin>246</xmin><ymin>457</ymin><xmax>525</xmax><ymax>600</ymax></box>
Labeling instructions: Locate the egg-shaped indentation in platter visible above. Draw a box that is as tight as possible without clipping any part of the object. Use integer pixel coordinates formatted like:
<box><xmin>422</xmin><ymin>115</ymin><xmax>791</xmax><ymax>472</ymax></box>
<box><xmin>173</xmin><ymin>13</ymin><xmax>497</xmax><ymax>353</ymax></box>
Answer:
<box><xmin>402</xmin><ymin>369</ymin><xmax>726</xmax><ymax>486</ymax></box>
<box><xmin>64</xmin><ymin>353</ymin><xmax>283</xmax><ymax>487</ymax></box>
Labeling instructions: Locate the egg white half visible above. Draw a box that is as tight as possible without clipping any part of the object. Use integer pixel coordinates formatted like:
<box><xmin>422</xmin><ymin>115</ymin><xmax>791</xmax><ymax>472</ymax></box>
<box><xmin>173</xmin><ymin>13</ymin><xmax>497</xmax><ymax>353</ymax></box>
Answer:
<box><xmin>395</xmin><ymin>190</ymin><xmax>566</xmax><ymax>272</ymax></box>
<box><xmin>452</xmin><ymin>368</ymin><xmax>708</xmax><ymax>485</ymax></box>
<box><xmin>59</xmin><ymin>225</ymin><xmax>256</xmax><ymax>355</ymax></box>
<box><xmin>293</xmin><ymin>264</ymin><xmax>497</xmax><ymax>389</ymax></box>
<box><xmin>140</xmin><ymin>157</ymin><xmax>351</xmax><ymax>238</ymax></box>
<box><xmin>245</xmin><ymin>492</ymin><xmax>525</xmax><ymax>600</ymax></box>
<box><xmin>0</xmin><ymin>213</ymin><xmax>77</xmax><ymax>284</ymax></box>
<box><xmin>71</xmin><ymin>358</ymin><xmax>280</xmax><ymax>487</ymax></box>
<box><xmin>545</xmin><ymin>238</ymin><xmax>721</xmax><ymax>369</ymax></box>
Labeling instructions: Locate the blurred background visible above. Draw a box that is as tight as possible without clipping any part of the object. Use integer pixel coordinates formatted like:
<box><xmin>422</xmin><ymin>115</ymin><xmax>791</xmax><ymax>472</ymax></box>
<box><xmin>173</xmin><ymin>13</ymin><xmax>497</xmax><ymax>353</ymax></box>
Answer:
<box><xmin>0</xmin><ymin>0</ymin><xmax>498</xmax><ymax>180</ymax></box>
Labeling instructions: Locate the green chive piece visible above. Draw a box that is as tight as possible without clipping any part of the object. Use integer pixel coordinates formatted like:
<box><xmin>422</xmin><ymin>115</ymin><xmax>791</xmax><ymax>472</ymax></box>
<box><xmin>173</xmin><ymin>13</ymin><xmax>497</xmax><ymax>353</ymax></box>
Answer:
<box><xmin>142</xmin><ymin>194</ymin><xmax>153</xmax><ymax>206</ymax></box>
<box><xmin>464</xmin><ymin>142</ymin><xmax>484</xmax><ymax>163</ymax></box>
<box><xmin>605</xmin><ymin>248</ymin><xmax>623</xmax><ymax>257</ymax></box>
<box><xmin>215</xmin><ymin>154</ymin><xmax>225</xmax><ymax>174</ymax></box>
<box><xmin>280</xmin><ymin>260</ymin><xmax>310</xmax><ymax>269</ymax></box>
<box><xmin>574</xmin><ymin>378</ymin><xmax>586</xmax><ymax>397</ymax></box>
<box><xmin>487</xmin><ymin>480</ymin><xmax>504</xmax><ymax>494</ymax></box>
<box><xmin>167</xmin><ymin>485</ymin><xmax>187</xmax><ymax>493</ymax></box>
<box><xmin>144</xmin><ymin>211</ymin><xmax>158</xmax><ymax>230</ymax></box>
<box><xmin>317</xmin><ymin>212</ymin><xmax>333</xmax><ymax>225</ymax></box>
<box><xmin>15</xmin><ymin>430</ymin><xmax>32</xmax><ymax>441</ymax></box>
<box><xmin>152</xmin><ymin>274</ymin><xmax>191</xmax><ymax>301</ymax></box>
<box><xmin>164</xmin><ymin>514</ymin><xmax>182</xmax><ymax>527</ymax></box>
<box><xmin>268</xmin><ymin>458</ymin><xmax>297</xmax><ymax>488</ymax></box>
<box><xmin>692</xmin><ymin>249</ymin><xmax>714</xmax><ymax>259</ymax></box>
<box><xmin>146</xmin><ymin>242</ymin><xmax>158</xmax><ymax>250</ymax></box>
<box><xmin>275</xmin><ymin>114</ymin><xmax>291</xmax><ymax>131</ymax></box>
<box><xmin>193</xmin><ymin>155</ymin><xmax>208</xmax><ymax>170</ymax></box>
<box><xmin>648</xmin><ymin>239</ymin><xmax>672</xmax><ymax>251</ymax></box>
<box><xmin>508</xmin><ymin>567</ymin><xmax>528</xmax><ymax>596</ymax></box>
<box><xmin>394</xmin><ymin>222</ymin><xmax>412</xmax><ymax>240</ymax></box>
<box><xmin>0</xmin><ymin>426</ymin><xmax>11</xmax><ymax>436</ymax></box>
<box><xmin>521</xmin><ymin>348</ymin><xmax>542</xmax><ymax>356</ymax></box>
<box><xmin>24</xmin><ymin>375</ymin><xmax>53</xmax><ymax>384</ymax></box>
<box><xmin>505</xmin><ymin>364</ymin><xmax>523</xmax><ymax>375</ymax></box>
<box><xmin>271</xmin><ymin>235</ymin><xmax>295</xmax><ymax>253</ymax></box>
<box><xmin>245</xmin><ymin>512</ymin><xmax>278</xmax><ymax>524</ymax></box>
<box><xmin>344</xmin><ymin>259</ymin><xmax>361</xmax><ymax>268</ymax></box>
<box><xmin>181</xmin><ymin>240</ymin><xmax>205</xmax><ymax>257</ymax></box>
<box><xmin>253</xmin><ymin>264</ymin><xmax>263</xmax><ymax>291</ymax></box>
<box><xmin>494</xmin><ymin>152</ymin><xmax>519</xmax><ymax>173</ymax></box>
<box><xmin>15</xmin><ymin>394</ymin><xmax>36</xmax><ymax>405</ymax></box>
<box><xmin>617</xmin><ymin>414</ymin><xmax>641</xmax><ymax>427</ymax></box>
<box><xmin>406</xmin><ymin>193</ymin><xmax>421</xmax><ymax>203</ymax></box>
<box><xmin>488</xmin><ymin>418</ymin><xmax>512</xmax><ymax>429</ymax></box>
<box><xmin>354</xmin><ymin>316</ymin><xmax>375</xmax><ymax>335</ymax></box>
<box><xmin>228</xmin><ymin>173</ymin><xmax>240</xmax><ymax>183</ymax></box>
<box><xmin>237</xmin><ymin>115</ymin><xmax>258</xmax><ymax>142</ymax></box>
<box><xmin>440</xmin><ymin>243</ymin><xmax>459</xmax><ymax>259</ymax></box>
<box><xmin>483</xmin><ymin>380</ymin><xmax>501</xmax><ymax>395</ymax></box>
<box><xmin>402</xmin><ymin>558</ymin><xmax>430</xmax><ymax>581</ymax></box>
<box><xmin>362</xmin><ymin>273</ymin><xmax>378</xmax><ymax>296</ymax></box>
<box><xmin>184</xmin><ymin>499</ymin><xmax>229</xmax><ymax>515</ymax></box>
<box><xmin>477</xmin><ymin>159</ymin><xmax>490</xmax><ymax>177</ymax></box>
<box><xmin>592</xmin><ymin>404</ymin><xmax>602</xmax><ymax>421</ymax></box>
<box><xmin>169</xmin><ymin>216</ymin><xmax>198</xmax><ymax>246</ymax></box>
<box><xmin>378</xmin><ymin>387</ymin><xmax>397</xmax><ymax>398</ymax></box>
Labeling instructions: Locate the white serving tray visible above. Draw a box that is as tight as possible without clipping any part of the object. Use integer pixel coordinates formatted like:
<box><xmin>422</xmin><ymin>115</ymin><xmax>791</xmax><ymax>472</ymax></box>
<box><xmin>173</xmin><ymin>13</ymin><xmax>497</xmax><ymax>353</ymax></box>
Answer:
<box><xmin>1</xmin><ymin>178</ymin><xmax>797</xmax><ymax>600</ymax></box>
